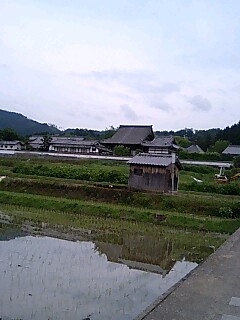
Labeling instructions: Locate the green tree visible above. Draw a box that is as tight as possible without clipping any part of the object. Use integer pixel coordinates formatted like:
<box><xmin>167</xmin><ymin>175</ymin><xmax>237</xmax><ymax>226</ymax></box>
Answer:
<box><xmin>216</xmin><ymin>121</ymin><xmax>240</xmax><ymax>144</ymax></box>
<box><xmin>114</xmin><ymin>145</ymin><xmax>131</xmax><ymax>156</ymax></box>
<box><xmin>101</xmin><ymin>126</ymin><xmax>118</xmax><ymax>140</ymax></box>
<box><xmin>0</xmin><ymin>128</ymin><xmax>21</xmax><ymax>141</ymax></box>
<box><xmin>175</xmin><ymin>136</ymin><xmax>191</xmax><ymax>148</ymax></box>
<box><xmin>40</xmin><ymin>135</ymin><xmax>52</xmax><ymax>151</ymax></box>
<box><xmin>209</xmin><ymin>140</ymin><xmax>229</xmax><ymax>153</ymax></box>
<box><xmin>233</xmin><ymin>156</ymin><xmax>240</xmax><ymax>168</ymax></box>
<box><xmin>194</xmin><ymin>129</ymin><xmax>219</xmax><ymax>151</ymax></box>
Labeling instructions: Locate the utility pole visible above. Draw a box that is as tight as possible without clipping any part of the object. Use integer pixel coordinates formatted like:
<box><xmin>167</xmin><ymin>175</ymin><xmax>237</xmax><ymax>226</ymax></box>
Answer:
<box><xmin>171</xmin><ymin>152</ymin><xmax>175</xmax><ymax>195</ymax></box>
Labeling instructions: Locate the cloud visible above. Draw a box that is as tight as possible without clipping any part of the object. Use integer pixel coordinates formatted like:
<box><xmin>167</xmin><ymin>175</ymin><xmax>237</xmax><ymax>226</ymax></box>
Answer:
<box><xmin>1</xmin><ymin>0</ymin><xmax>240</xmax><ymax>130</ymax></box>
<box><xmin>89</xmin><ymin>72</ymin><xmax>180</xmax><ymax>96</ymax></box>
<box><xmin>188</xmin><ymin>95</ymin><xmax>212</xmax><ymax>111</ymax></box>
<box><xmin>157</xmin><ymin>83</ymin><xmax>180</xmax><ymax>94</ymax></box>
<box><xmin>120</xmin><ymin>104</ymin><xmax>138</xmax><ymax>120</ymax></box>
<box><xmin>208</xmin><ymin>88</ymin><xmax>226</xmax><ymax>95</ymax></box>
<box><xmin>150</xmin><ymin>101</ymin><xmax>172</xmax><ymax>111</ymax></box>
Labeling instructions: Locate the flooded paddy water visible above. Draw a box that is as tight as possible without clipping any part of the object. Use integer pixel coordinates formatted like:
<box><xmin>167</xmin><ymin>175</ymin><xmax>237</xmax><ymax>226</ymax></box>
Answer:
<box><xmin>0</xmin><ymin>211</ymin><xmax>226</xmax><ymax>320</ymax></box>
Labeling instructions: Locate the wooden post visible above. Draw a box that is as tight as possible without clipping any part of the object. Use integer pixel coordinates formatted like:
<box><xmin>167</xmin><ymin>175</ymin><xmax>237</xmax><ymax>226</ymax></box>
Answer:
<box><xmin>171</xmin><ymin>152</ymin><xmax>175</xmax><ymax>195</ymax></box>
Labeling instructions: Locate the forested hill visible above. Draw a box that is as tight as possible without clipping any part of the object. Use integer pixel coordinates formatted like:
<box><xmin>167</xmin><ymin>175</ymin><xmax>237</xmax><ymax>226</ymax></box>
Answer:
<box><xmin>0</xmin><ymin>109</ymin><xmax>60</xmax><ymax>136</ymax></box>
<box><xmin>0</xmin><ymin>108</ymin><xmax>239</xmax><ymax>151</ymax></box>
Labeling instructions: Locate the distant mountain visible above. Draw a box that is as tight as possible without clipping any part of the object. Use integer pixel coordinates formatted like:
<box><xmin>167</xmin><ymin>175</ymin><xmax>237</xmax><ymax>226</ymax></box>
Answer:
<box><xmin>0</xmin><ymin>109</ymin><xmax>61</xmax><ymax>136</ymax></box>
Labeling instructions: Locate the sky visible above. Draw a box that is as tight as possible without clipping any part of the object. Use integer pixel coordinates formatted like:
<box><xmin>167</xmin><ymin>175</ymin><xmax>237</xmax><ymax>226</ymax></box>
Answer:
<box><xmin>0</xmin><ymin>0</ymin><xmax>240</xmax><ymax>131</ymax></box>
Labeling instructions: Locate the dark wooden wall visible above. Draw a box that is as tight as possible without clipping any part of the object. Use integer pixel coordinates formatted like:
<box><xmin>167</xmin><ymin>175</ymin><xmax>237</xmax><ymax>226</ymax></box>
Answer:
<box><xmin>128</xmin><ymin>164</ymin><xmax>179</xmax><ymax>193</ymax></box>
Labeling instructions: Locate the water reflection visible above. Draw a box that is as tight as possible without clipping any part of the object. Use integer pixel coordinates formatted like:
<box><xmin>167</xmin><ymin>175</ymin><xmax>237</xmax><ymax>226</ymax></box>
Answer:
<box><xmin>96</xmin><ymin>235</ymin><xmax>174</xmax><ymax>276</ymax></box>
<box><xmin>0</xmin><ymin>231</ymin><xmax>197</xmax><ymax>320</ymax></box>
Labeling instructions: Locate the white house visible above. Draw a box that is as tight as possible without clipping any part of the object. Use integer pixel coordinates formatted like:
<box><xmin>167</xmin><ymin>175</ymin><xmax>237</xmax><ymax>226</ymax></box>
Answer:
<box><xmin>48</xmin><ymin>137</ymin><xmax>110</xmax><ymax>154</ymax></box>
<box><xmin>0</xmin><ymin>140</ymin><xmax>24</xmax><ymax>151</ymax></box>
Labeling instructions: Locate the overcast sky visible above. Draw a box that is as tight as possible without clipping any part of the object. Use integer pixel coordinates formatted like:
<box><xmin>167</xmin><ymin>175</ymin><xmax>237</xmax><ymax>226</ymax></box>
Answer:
<box><xmin>0</xmin><ymin>0</ymin><xmax>240</xmax><ymax>131</ymax></box>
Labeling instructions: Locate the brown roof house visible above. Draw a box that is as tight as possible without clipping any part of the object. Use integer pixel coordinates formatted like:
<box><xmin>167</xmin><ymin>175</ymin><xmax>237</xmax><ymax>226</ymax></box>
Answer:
<box><xmin>102</xmin><ymin>125</ymin><xmax>154</xmax><ymax>155</ymax></box>
<box><xmin>128</xmin><ymin>153</ymin><xmax>182</xmax><ymax>193</ymax></box>
<box><xmin>142</xmin><ymin>135</ymin><xmax>180</xmax><ymax>154</ymax></box>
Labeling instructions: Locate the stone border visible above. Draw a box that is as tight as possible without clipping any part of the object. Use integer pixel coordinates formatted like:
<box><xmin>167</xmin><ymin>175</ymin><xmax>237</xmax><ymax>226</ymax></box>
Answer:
<box><xmin>134</xmin><ymin>227</ymin><xmax>240</xmax><ymax>320</ymax></box>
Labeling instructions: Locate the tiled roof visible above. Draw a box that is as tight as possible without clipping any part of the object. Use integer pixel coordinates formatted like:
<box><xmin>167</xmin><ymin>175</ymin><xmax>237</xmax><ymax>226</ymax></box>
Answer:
<box><xmin>29</xmin><ymin>136</ymin><xmax>85</xmax><ymax>144</ymax></box>
<box><xmin>186</xmin><ymin>144</ymin><xmax>204</xmax><ymax>153</ymax></box>
<box><xmin>0</xmin><ymin>140</ymin><xmax>23</xmax><ymax>145</ymax></box>
<box><xmin>222</xmin><ymin>145</ymin><xmax>240</xmax><ymax>155</ymax></box>
<box><xmin>29</xmin><ymin>136</ymin><xmax>43</xmax><ymax>144</ymax></box>
<box><xmin>50</xmin><ymin>138</ymin><xmax>98</xmax><ymax>146</ymax></box>
<box><xmin>128</xmin><ymin>153</ymin><xmax>182</xmax><ymax>168</ymax></box>
<box><xmin>102</xmin><ymin>125</ymin><xmax>154</xmax><ymax>145</ymax></box>
<box><xmin>142</xmin><ymin>135</ymin><xmax>179</xmax><ymax>148</ymax></box>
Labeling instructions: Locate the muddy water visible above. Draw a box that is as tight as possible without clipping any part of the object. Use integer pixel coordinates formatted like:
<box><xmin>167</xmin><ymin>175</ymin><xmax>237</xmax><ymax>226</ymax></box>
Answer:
<box><xmin>0</xmin><ymin>214</ymin><xmax>221</xmax><ymax>320</ymax></box>
<box><xmin>0</xmin><ymin>235</ymin><xmax>196</xmax><ymax>320</ymax></box>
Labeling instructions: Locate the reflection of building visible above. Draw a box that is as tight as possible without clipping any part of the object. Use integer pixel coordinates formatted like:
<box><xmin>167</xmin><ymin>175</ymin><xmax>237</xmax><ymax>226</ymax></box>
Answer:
<box><xmin>95</xmin><ymin>234</ymin><xmax>174</xmax><ymax>275</ymax></box>
<box><xmin>128</xmin><ymin>153</ymin><xmax>182</xmax><ymax>193</ymax></box>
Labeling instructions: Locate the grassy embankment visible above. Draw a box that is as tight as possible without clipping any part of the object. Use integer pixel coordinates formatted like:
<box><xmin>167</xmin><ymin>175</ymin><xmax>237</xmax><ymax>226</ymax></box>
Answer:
<box><xmin>0</xmin><ymin>156</ymin><xmax>239</xmax><ymax>235</ymax></box>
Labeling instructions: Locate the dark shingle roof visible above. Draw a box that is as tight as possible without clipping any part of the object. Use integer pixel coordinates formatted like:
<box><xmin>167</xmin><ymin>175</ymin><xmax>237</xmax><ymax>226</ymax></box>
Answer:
<box><xmin>222</xmin><ymin>145</ymin><xmax>240</xmax><ymax>155</ymax></box>
<box><xmin>29</xmin><ymin>136</ymin><xmax>43</xmax><ymax>144</ymax></box>
<box><xmin>29</xmin><ymin>136</ymin><xmax>85</xmax><ymax>144</ymax></box>
<box><xmin>186</xmin><ymin>144</ymin><xmax>204</xmax><ymax>153</ymax></box>
<box><xmin>142</xmin><ymin>135</ymin><xmax>179</xmax><ymax>149</ymax></box>
<box><xmin>50</xmin><ymin>138</ymin><xmax>98</xmax><ymax>147</ymax></box>
<box><xmin>128</xmin><ymin>153</ymin><xmax>182</xmax><ymax>169</ymax></box>
<box><xmin>103</xmin><ymin>125</ymin><xmax>154</xmax><ymax>145</ymax></box>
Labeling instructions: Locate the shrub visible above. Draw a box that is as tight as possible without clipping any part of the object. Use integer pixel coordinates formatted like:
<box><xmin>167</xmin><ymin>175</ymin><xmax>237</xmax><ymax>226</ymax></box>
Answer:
<box><xmin>181</xmin><ymin>181</ymin><xmax>240</xmax><ymax>196</ymax></box>
<box><xmin>113</xmin><ymin>145</ymin><xmax>131</xmax><ymax>156</ymax></box>
<box><xmin>13</xmin><ymin>163</ymin><xmax>129</xmax><ymax>184</ymax></box>
<box><xmin>233</xmin><ymin>156</ymin><xmax>240</xmax><ymax>168</ymax></box>
<box><xmin>218</xmin><ymin>207</ymin><xmax>233</xmax><ymax>218</ymax></box>
<box><xmin>178</xmin><ymin>150</ymin><xmax>221</xmax><ymax>161</ymax></box>
<box><xmin>183</xmin><ymin>165</ymin><xmax>217</xmax><ymax>174</ymax></box>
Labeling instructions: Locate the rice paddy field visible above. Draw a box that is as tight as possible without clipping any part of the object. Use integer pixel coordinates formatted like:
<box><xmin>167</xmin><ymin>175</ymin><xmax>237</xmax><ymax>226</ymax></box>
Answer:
<box><xmin>0</xmin><ymin>155</ymin><xmax>239</xmax><ymax>319</ymax></box>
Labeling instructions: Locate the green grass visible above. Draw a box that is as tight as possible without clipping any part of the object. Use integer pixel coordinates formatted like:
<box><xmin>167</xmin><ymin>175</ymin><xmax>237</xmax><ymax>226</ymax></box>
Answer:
<box><xmin>0</xmin><ymin>203</ymin><xmax>228</xmax><ymax>264</ymax></box>
<box><xmin>1</xmin><ymin>176</ymin><xmax>240</xmax><ymax>217</ymax></box>
<box><xmin>1</xmin><ymin>156</ymin><xmax>239</xmax><ymax>195</ymax></box>
<box><xmin>180</xmin><ymin>170</ymin><xmax>215</xmax><ymax>184</ymax></box>
<box><xmin>0</xmin><ymin>190</ymin><xmax>239</xmax><ymax>234</ymax></box>
<box><xmin>0</xmin><ymin>165</ymin><xmax>13</xmax><ymax>176</ymax></box>
<box><xmin>1</xmin><ymin>156</ymin><xmax>237</xmax><ymax>264</ymax></box>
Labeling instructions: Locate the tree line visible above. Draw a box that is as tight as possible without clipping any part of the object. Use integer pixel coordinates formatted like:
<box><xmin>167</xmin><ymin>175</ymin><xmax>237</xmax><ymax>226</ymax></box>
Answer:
<box><xmin>156</xmin><ymin>121</ymin><xmax>240</xmax><ymax>152</ymax></box>
<box><xmin>1</xmin><ymin>121</ymin><xmax>240</xmax><ymax>153</ymax></box>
